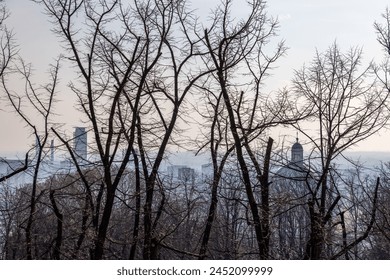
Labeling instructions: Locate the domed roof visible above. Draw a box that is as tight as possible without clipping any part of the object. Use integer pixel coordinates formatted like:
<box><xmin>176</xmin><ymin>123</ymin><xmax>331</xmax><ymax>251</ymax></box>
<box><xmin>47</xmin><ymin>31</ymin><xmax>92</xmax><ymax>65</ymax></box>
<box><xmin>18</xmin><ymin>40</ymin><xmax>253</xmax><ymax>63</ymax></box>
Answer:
<box><xmin>292</xmin><ymin>141</ymin><xmax>303</xmax><ymax>151</ymax></box>
<box><xmin>291</xmin><ymin>138</ymin><xmax>303</xmax><ymax>164</ymax></box>
<box><xmin>275</xmin><ymin>162</ymin><xmax>307</xmax><ymax>181</ymax></box>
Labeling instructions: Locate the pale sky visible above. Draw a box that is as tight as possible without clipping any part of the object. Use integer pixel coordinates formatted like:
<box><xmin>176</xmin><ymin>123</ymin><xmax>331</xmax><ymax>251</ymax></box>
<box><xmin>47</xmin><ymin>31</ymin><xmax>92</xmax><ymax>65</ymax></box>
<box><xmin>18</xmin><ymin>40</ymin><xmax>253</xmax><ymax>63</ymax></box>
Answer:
<box><xmin>1</xmin><ymin>0</ymin><xmax>390</xmax><ymax>156</ymax></box>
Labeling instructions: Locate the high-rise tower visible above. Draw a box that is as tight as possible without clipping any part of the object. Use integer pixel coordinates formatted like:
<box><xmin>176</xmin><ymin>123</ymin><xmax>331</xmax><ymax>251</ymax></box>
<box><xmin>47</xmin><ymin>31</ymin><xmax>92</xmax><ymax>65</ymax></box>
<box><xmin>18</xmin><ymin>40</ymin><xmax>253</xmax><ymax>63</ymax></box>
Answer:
<box><xmin>74</xmin><ymin>127</ymin><xmax>87</xmax><ymax>160</ymax></box>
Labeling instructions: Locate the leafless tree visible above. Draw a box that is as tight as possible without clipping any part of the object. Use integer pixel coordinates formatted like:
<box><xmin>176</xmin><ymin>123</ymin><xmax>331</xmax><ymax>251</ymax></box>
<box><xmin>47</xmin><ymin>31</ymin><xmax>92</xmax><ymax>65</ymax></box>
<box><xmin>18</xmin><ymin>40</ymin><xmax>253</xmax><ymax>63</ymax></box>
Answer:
<box><xmin>327</xmin><ymin>165</ymin><xmax>380</xmax><ymax>260</ymax></box>
<box><xmin>291</xmin><ymin>43</ymin><xmax>388</xmax><ymax>259</ymax></box>
<box><xmin>199</xmin><ymin>0</ymin><xmax>300</xmax><ymax>259</ymax></box>
<box><xmin>33</xmin><ymin>0</ymin><xmax>153</xmax><ymax>259</ymax></box>
<box><xmin>193</xmin><ymin>81</ymin><xmax>235</xmax><ymax>259</ymax></box>
<box><xmin>1</xmin><ymin>55</ymin><xmax>60</xmax><ymax>259</ymax></box>
<box><xmin>34</xmin><ymin>0</ymin><xmax>213</xmax><ymax>259</ymax></box>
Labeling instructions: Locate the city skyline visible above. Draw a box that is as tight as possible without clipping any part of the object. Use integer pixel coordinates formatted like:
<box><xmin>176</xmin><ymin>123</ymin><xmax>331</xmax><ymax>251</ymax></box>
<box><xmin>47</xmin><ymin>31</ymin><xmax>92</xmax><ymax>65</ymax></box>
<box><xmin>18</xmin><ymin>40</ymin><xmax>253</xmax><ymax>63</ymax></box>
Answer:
<box><xmin>1</xmin><ymin>1</ymin><xmax>389</xmax><ymax>261</ymax></box>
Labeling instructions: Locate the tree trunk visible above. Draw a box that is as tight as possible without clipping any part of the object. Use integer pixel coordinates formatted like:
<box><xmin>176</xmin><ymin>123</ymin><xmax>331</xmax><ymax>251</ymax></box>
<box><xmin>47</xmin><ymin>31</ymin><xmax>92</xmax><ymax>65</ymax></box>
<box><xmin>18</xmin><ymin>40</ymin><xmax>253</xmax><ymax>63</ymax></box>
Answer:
<box><xmin>199</xmin><ymin>175</ymin><xmax>219</xmax><ymax>259</ymax></box>
<box><xmin>258</xmin><ymin>137</ymin><xmax>273</xmax><ymax>259</ymax></box>
<box><xmin>49</xmin><ymin>190</ymin><xmax>63</xmax><ymax>260</ymax></box>
<box><xmin>129</xmin><ymin>149</ymin><xmax>141</xmax><ymax>260</ymax></box>
<box><xmin>92</xmin><ymin>185</ymin><xmax>116</xmax><ymax>259</ymax></box>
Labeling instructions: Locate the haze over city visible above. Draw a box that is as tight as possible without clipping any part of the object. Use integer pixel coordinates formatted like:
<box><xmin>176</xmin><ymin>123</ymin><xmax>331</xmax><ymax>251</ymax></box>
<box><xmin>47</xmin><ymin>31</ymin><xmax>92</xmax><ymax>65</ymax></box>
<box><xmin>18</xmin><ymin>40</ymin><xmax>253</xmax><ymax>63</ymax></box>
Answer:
<box><xmin>1</xmin><ymin>0</ymin><xmax>390</xmax><ymax>262</ymax></box>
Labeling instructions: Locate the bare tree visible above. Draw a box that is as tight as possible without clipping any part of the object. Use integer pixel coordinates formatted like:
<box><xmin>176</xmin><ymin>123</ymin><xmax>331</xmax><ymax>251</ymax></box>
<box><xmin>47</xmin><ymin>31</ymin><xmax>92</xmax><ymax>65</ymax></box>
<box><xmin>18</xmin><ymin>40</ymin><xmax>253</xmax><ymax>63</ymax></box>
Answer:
<box><xmin>34</xmin><ymin>0</ymin><xmax>213</xmax><ymax>259</ymax></box>
<box><xmin>130</xmin><ymin>0</ymin><xmax>212</xmax><ymax>259</ymax></box>
<box><xmin>291</xmin><ymin>43</ymin><xmax>388</xmax><ymax>259</ymax></box>
<box><xmin>194</xmin><ymin>86</ymin><xmax>235</xmax><ymax>259</ymax></box>
<box><xmin>329</xmin><ymin>166</ymin><xmax>380</xmax><ymax>260</ymax></box>
<box><xmin>200</xmin><ymin>0</ymin><xmax>299</xmax><ymax>259</ymax></box>
<box><xmin>34</xmin><ymin>0</ymin><xmax>153</xmax><ymax>259</ymax></box>
<box><xmin>1</xmin><ymin>56</ymin><xmax>60</xmax><ymax>259</ymax></box>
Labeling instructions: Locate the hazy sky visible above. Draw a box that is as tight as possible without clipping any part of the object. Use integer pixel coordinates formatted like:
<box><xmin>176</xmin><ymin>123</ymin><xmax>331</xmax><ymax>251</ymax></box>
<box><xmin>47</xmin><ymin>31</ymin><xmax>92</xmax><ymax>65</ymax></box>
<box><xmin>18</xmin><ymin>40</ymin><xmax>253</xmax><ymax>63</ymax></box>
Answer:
<box><xmin>1</xmin><ymin>0</ymin><xmax>390</xmax><ymax>156</ymax></box>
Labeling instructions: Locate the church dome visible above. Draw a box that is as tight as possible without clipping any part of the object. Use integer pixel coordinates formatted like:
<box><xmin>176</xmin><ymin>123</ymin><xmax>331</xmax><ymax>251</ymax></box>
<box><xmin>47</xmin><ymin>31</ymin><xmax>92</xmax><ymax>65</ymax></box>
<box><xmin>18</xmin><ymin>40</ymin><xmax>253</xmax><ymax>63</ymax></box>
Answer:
<box><xmin>292</xmin><ymin>141</ymin><xmax>303</xmax><ymax>152</ymax></box>
<box><xmin>291</xmin><ymin>138</ymin><xmax>303</xmax><ymax>164</ymax></box>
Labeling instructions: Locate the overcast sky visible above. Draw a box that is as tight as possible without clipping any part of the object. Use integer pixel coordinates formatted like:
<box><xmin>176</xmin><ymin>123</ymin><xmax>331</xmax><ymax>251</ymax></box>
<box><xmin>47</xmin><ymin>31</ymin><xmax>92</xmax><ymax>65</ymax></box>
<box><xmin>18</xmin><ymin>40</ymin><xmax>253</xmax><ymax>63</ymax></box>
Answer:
<box><xmin>1</xmin><ymin>0</ymin><xmax>390</xmax><ymax>156</ymax></box>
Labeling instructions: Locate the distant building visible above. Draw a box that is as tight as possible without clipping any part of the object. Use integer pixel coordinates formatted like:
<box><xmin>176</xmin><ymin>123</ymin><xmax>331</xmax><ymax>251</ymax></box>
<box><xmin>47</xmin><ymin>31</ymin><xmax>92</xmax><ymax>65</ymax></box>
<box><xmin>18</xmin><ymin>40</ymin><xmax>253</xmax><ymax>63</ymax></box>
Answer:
<box><xmin>167</xmin><ymin>164</ymin><xmax>195</xmax><ymax>183</ymax></box>
<box><xmin>201</xmin><ymin>163</ymin><xmax>212</xmax><ymax>181</ymax></box>
<box><xmin>74</xmin><ymin>127</ymin><xmax>87</xmax><ymax>160</ymax></box>
<box><xmin>178</xmin><ymin>166</ymin><xmax>195</xmax><ymax>183</ymax></box>
<box><xmin>167</xmin><ymin>165</ymin><xmax>186</xmax><ymax>178</ymax></box>
<box><xmin>50</xmin><ymin>139</ymin><xmax>55</xmax><ymax>162</ymax></box>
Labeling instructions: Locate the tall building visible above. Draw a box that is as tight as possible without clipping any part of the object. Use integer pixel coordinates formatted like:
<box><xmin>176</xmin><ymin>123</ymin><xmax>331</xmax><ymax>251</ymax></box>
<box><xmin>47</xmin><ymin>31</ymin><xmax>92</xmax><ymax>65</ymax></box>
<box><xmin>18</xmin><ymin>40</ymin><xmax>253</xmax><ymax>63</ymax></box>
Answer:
<box><xmin>74</xmin><ymin>127</ymin><xmax>87</xmax><ymax>160</ymax></box>
<box><xmin>50</xmin><ymin>139</ymin><xmax>54</xmax><ymax>162</ymax></box>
